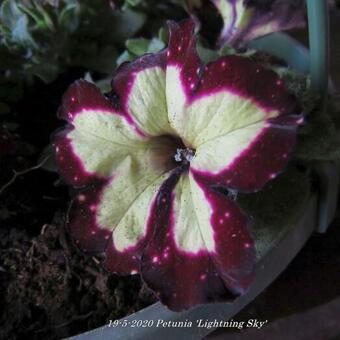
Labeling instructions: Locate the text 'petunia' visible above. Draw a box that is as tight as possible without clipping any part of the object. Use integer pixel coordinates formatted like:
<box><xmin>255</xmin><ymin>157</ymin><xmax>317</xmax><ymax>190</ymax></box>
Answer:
<box><xmin>53</xmin><ymin>19</ymin><xmax>303</xmax><ymax>311</ymax></box>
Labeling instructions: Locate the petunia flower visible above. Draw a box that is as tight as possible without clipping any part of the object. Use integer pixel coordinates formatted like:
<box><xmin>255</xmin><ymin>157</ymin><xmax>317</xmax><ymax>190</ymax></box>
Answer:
<box><xmin>189</xmin><ymin>0</ymin><xmax>306</xmax><ymax>46</ymax></box>
<box><xmin>53</xmin><ymin>19</ymin><xmax>303</xmax><ymax>311</ymax></box>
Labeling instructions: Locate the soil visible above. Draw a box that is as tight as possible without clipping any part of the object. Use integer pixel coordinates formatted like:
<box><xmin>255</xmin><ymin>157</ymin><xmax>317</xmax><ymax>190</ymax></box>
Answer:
<box><xmin>0</xmin><ymin>71</ymin><xmax>156</xmax><ymax>340</ymax></box>
<box><xmin>0</xmin><ymin>214</ymin><xmax>156</xmax><ymax>340</ymax></box>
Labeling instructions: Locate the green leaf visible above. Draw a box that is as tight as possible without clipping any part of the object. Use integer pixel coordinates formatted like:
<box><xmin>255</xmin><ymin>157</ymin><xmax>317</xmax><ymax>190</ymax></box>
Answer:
<box><xmin>126</xmin><ymin>37</ymin><xmax>165</xmax><ymax>56</ymax></box>
<box><xmin>0</xmin><ymin>0</ymin><xmax>37</xmax><ymax>47</ymax></box>
<box><xmin>124</xmin><ymin>0</ymin><xmax>144</xmax><ymax>7</ymax></box>
<box><xmin>147</xmin><ymin>38</ymin><xmax>165</xmax><ymax>53</ymax></box>
<box><xmin>58</xmin><ymin>4</ymin><xmax>80</xmax><ymax>33</ymax></box>
<box><xmin>126</xmin><ymin>38</ymin><xmax>150</xmax><ymax>55</ymax></box>
<box><xmin>295</xmin><ymin>97</ymin><xmax>340</xmax><ymax>162</ymax></box>
<box><xmin>197</xmin><ymin>42</ymin><xmax>219</xmax><ymax>63</ymax></box>
<box><xmin>238</xmin><ymin>166</ymin><xmax>311</xmax><ymax>258</ymax></box>
<box><xmin>27</xmin><ymin>62</ymin><xmax>59</xmax><ymax>83</ymax></box>
<box><xmin>219</xmin><ymin>43</ymin><xmax>237</xmax><ymax>57</ymax></box>
<box><xmin>111</xmin><ymin>8</ymin><xmax>146</xmax><ymax>42</ymax></box>
<box><xmin>0</xmin><ymin>0</ymin><xmax>22</xmax><ymax>30</ymax></box>
<box><xmin>84</xmin><ymin>72</ymin><xmax>112</xmax><ymax>93</ymax></box>
<box><xmin>80</xmin><ymin>45</ymin><xmax>117</xmax><ymax>74</ymax></box>
<box><xmin>158</xmin><ymin>26</ymin><xmax>168</xmax><ymax>44</ymax></box>
<box><xmin>116</xmin><ymin>50</ymin><xmax>135</xmax><ymax>66</ymax></box>
<box><xmin>13</xmin><ymin>15</ymin><xmax>36</xmax><ymax>47</ymax></box>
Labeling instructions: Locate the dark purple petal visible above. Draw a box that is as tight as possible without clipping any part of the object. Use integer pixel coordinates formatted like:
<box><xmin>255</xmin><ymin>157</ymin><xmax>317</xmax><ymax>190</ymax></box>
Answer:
<box><xmin>68</xmin><ymin>180</ymin><xmax>112</xmax><ymax>254</ymax></box>
<box><xmin>191</xmin><ymin>120</ymin><xmax>300</xmax><ymax>192</ymax></box>
<box><xmin>192</xmin><ymin>55</ymin><xmax>300</xmax><ymax>116</ymax></box>
<box><xmin>112</xmin><ymin>51</ymin><xmax>174</xmax><ymax>136</ymax></box>
<box><xmin>167</xmin><ymin>20</ymin><xmax>202</xmax><ymax>96</ymax></box>
<box><xmin>58</xmin><ymin>79</ymin><xmax>119</xmax><ymax>122</ymax></box>
<box><xmin>141</xmin><ymin>170</ymin><xmax>255</xmax><ymax>311</ymax></box>
<box><xmin>112</xmin><ymin>52</ymin><xmax>167</xmax><ymax>112</ymax></box>
<box><xmin>53</xmin><ymin>128</ymin><xmax>96</xmax><ymax>187</ymax></box>
<box><xmin>103</xmin><ymin>220</ymin><xmax>153</xmax><ymax>276</ymax></box>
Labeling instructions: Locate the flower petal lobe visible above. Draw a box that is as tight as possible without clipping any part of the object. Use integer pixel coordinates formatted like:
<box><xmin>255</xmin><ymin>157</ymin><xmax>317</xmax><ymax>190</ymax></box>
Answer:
<box><xmin>141</xmin><ymin>171</ymin><xmax>255</xmax><ymax>311</ymax></box>
<box><xmin>113</xmin><ymin>53</ymin><xmax>174</xmax><ymax>136</ymax></box>
<box><xmin>192</xmin><ymin>118</ymin><xmax>301</xmax><ymax>192</ymax></box>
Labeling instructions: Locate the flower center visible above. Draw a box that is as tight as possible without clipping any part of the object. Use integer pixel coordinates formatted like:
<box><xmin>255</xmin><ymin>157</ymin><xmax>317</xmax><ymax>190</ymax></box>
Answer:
<box><xmin>174</xmin><ymin>148</ymin><xmax>195</xmax><ymax>164</ymax></box>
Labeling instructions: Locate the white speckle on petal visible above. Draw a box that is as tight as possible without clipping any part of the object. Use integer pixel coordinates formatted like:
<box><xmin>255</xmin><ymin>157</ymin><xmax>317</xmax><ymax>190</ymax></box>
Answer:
<box><xmin>78</xmin><ymin>194</ymin><xmax>86</xmax><ymax>202</ymax></box>
<box><xmin>200</xmin><ymin>274</ymin><xmax>207</xmax><ymax>280</ymax></box>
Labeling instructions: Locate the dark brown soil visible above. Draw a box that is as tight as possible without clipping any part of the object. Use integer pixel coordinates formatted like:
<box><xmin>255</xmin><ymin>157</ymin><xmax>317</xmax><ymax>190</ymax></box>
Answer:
<box><xmin>0</xmin><ymin>207</ymin><xmax>156</xmax><ymax>340</ymax></box>
<box><xmin>0</xmin><ymin>72</ymin><xmax>156</xmax><ymax>340</ymax></box>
